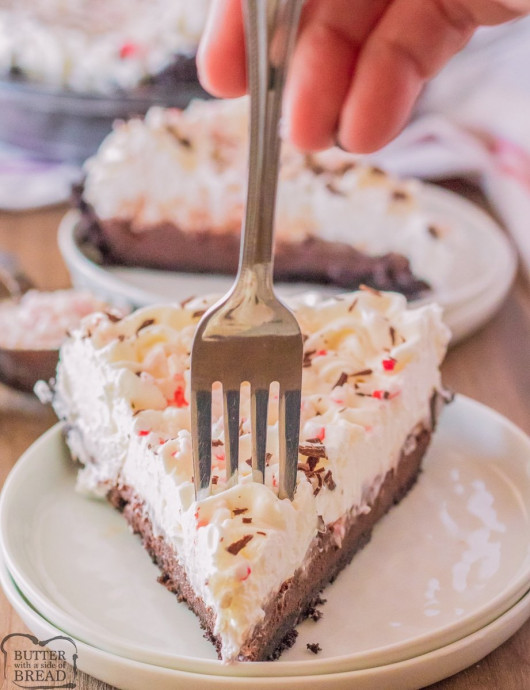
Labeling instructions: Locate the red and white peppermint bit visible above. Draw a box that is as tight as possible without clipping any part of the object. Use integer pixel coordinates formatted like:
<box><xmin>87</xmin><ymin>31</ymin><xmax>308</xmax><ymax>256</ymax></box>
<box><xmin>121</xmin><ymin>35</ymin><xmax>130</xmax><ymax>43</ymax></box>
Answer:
<box><xmin>168</xmin><ymin>386</ymin><xmax>188</xmax><ymax>408</ymax></box>
<box><xmin>382</xmin><ymin>357</ymin><xmax>396</xmax><ymax>371</ymax></box>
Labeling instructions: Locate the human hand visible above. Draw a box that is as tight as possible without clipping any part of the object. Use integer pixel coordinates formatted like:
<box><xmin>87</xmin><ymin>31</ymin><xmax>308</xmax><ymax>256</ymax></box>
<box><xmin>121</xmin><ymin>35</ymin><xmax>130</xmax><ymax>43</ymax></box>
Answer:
<box><xmin>197</xmin><ymin>0</ymin><xmax>530</xmax><ymax>152</ymax></box>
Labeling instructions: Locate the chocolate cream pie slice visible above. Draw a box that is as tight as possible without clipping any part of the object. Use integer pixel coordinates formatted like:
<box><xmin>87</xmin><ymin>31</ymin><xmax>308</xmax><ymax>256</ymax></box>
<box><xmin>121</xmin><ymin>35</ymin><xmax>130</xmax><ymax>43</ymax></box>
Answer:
<box><xmin>48</xmin><ymin>288</ymin><xmax>451</xmax><ymax>661</ymax></box>
<box><xmin>74</xmin><ymin>97</ymin><xmax>457</xmax><ymax>299</ymax></box>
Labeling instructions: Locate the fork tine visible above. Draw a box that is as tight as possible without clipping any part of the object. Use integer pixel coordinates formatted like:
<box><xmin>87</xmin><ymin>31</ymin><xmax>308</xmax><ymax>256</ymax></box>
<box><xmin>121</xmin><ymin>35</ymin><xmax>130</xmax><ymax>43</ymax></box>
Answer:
<box><xmin>191</xmin><ymin>388</ymin><xmax>212</xmax><ymax>500</ymax></box>
<box><xmin>251</xmin><ymin>386</ymin><xmax>269</xmax><ymax>483</ymax></box>
<box><xmin>277</xmin><ymin>387</ymin><xmax>301</xmax><ymax>500</ymax></box>
<box><xmin>223</xmin><ymin>386</ymin><xmax>240</xmax><ymax>486</ymax></box>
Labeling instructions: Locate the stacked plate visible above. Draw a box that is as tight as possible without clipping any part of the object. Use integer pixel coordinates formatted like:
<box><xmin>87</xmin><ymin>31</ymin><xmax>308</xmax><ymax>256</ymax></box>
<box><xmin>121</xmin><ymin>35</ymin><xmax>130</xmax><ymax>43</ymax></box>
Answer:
<box><xmin>1</xmin><ymin>396</ymin><xmax>530</xmax><ymax>689</ymax></box>
<box><xmin>58</xmin><ymin>184</ymin><xmax>517</xmax><ymax>345</ymax></box>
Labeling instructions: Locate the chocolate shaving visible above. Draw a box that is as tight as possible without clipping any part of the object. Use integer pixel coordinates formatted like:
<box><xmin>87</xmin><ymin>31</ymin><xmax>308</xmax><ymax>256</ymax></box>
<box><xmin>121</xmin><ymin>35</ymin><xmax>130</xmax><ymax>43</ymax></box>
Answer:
<box><xmin>352</xmin><ymin>368</ymin><xmax>373</xmax><ymax>377</ymax></box>
<box><xmin>359</xmin><ymin>284</ymin><xmax>382</xmax><ymax>296</ymax></box>
<box><xmin>132</xmin><ymin>408</ymin><xmax>145</xmax><ymax>416</ymax></box>
<box><xmin>242</xmin><ymin>517</ymin><xmax>252</xmax><ymax>524</ymax></box>
<box><xmin>136</xmin><ymin>318</ymin><xmax>155</xmax><ymax>334</ymax></box>
<box><xmin>333</xmin><ymin>372</ymin><xmax>348</xmax><ymax>389</ymax></box>
<box><xmin>370</xmin><ymin>166</ymin><xmax>386</xmax><ymax>176</ymax></box>
<box><xmin>307</xmin><ymin>456</ymin><xmax>319</xmax><ymax>471</ymax></box>
<box><xmin>305</xmin><ymin>154</ymin><xmax>325</xmax><ymax>175</ymax></box>
<box><xmin>212</xmin><ymin>439</ymin><xmax>224</xmax><ymax>447</ymax></box>
<box><xmin>348</xmin><ymin>298</ymin><xmax>358</xmax><ymax>312</ymax></box>
<box><xmin>266</xmin><ymin>452</ymin><xmax>273</xmax><ymax>466</ymax></box>
<box><xmin>211</xmin><ymin>475</ymin><xmax>219</xmax><ymax>485</ymax></box>
<box><xmin>105</xmin><ymin>312</ymin><xmax>122</xmax><ymax>323</ymax></box>
<box><xmin>226</xmin><ymin>534</ymin><xmax>253</xmax><ymax>555</ymax></box>
<box><xmin>180</xmin><ymin>296</ymin><xmax>195</xmax><ymax>308</ymax></box>
<box><xmin>117</xmin><ymin>334</ymin><xmax>125</xmax><ymax>342</ymax></box>
<box><xmin>389</xmin><ymin>326</ymin><xmax>396</xmax><ymax>346</ymax></box>
<box><xmin>245</xmin><ymin>458</ymin><xmax>252</xmax><ymax>466</ymax></box>
<box><xmin>298</xmin><ymin>463</ymin><xmax>325</xmax><ymax>496</ymax></box>
<box><xmin>306</xmin><ymin>643</ymin><xmax>322</xmax><ymax>654</ymax></box>
<box><xmin>325</xmin><ymin>182</ymin><xmax>345</xmax><ymax>196</ymax></box>
<box><xmin>192</xmin><ymin>310</ymin><xmax>206</xmax><ymax>319</ymax></box>
<box><xmin>299</xmin><ymin>443</ymin><xmax>327</xmax><ymax>458</ymax></box>
<box><xmin>323</xmin><ymin>470</ymin><xmax>336</xmax><ymax>491</ymax></box>
<box><xmin>392</xmin><ymin>190</ymin><xmax>409</xmax><ymax>201</ymax></box>
<box><xmin>233</xmin><ymin>507</ymin><xmax>248</xmax><ymax>516</ymax></box>
<box><xmin>165</xmin><ymin>125</ymin><xmax>192</xmax><ymax>148</ymax></box>
<box><xmin>336</xmin><ymin>162</ymin><xmax>356</xmax><ymax>175</ymax></box>
<box><xmin>303</xmin><ymin>349</ymin><xmax>316</xmax><ymax>368</ymax></box>
<box><xmin>257</xmin><ymin>530</ymin><xmax>266</xmax><ymax>536</ymax></box>
<box><xmin>428</xmin><ymin>224</ymin><xmax>440</xmax><ymax>239</ymax></box>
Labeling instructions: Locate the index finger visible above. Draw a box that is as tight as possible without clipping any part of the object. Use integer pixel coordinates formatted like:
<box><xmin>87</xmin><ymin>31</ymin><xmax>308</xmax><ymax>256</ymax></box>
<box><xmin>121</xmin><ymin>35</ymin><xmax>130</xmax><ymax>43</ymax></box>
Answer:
<box><xmin>197</xmin><ymin>0</ymin><xmax>247</xmax><ymax>98</ymax></box>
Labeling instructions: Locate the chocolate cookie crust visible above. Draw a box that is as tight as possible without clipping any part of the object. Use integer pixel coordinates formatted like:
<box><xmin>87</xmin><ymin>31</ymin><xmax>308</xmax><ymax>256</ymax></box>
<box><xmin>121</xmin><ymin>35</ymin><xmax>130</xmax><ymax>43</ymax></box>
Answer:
<box><xmin>74</xmin><ymin>189</ymin><xmax>430</xmax><ymax>299</ymax></box>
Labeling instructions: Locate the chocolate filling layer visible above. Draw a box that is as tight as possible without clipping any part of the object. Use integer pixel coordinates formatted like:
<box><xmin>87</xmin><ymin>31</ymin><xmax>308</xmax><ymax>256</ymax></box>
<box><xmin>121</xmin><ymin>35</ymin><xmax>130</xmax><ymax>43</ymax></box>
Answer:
<box><xmin>106</xmin><ymin>421</ymin><xmax>433</xmax><ymax>662</ymax></box>
<box><xmin>74</xmin><ymin>189</ymin><xmax>430</xmax><ymax>299</ymax></box>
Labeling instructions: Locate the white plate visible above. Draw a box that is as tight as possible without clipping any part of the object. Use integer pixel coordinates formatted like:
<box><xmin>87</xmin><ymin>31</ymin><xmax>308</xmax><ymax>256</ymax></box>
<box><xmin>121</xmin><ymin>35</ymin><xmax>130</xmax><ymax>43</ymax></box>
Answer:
<box><xmin>438</xmin><ymin>265</ymin><xmax>515</xmax><ymax>344</ymax></box>
<box><xmin>1</xmin><ymin>397</ymin><xmax>530</xmax><ymax>678</ymax></box>
<box><xmin>2</xmin><ymin>550</ymin><xmax>530</xmax><ymax>690</ymax></box>
<box><xmin>57</xmin><ymin>184</ymin><xmax>517</xmax><ymax>316</ymax></box>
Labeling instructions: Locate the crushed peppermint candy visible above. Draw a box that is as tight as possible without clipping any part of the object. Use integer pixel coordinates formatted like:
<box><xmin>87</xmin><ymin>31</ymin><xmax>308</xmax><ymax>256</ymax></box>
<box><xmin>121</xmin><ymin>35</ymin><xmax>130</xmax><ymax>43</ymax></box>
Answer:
<box><xmin>0</xmin><ymin>289</ymin><xmax>117</xmax><ymax>350</ymax></box>
<box><xmin>168</xmin><ymin>386</ymin><xmax>188</xmax><ymax>407</ymax></box>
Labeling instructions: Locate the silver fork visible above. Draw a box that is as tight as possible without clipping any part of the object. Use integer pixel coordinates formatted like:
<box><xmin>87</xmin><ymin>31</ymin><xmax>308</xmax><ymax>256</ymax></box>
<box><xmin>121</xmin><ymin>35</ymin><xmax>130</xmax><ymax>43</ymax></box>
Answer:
<box><xmin>190</xmin><ymin>0</ymin><xmax>304</xmax><ymax>502</ymax></box>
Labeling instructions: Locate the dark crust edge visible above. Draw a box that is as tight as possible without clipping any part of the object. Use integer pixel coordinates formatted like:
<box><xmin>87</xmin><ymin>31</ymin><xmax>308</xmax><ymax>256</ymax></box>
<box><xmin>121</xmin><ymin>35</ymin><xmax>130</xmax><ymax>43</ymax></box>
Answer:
<box><xmin>106</xmin><ymin>420</ymin><xmax>434</xmax><ymax>662</ymax></box>
<box><xmin>72</xmin><ymin>187</ymin><xmax>431</xmax><ymax>300</ymax></box>
<box><xmin>8</xmin><ymin>51</ymin><xmax>208</xmax><ymax>95</ymax></box>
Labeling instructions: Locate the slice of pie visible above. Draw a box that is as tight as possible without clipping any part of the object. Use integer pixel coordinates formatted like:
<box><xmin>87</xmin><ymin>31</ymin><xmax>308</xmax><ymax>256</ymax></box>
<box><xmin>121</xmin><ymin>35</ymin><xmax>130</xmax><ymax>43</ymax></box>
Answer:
<box><xmin>49</xmin><ymin>289</ymin><xmax>450</xmax><ymax>661</ymax></box>
<box><xmin>74</xmin><ymin>97</ymin><xmax>453</xmax><ymax>299</ymax></box>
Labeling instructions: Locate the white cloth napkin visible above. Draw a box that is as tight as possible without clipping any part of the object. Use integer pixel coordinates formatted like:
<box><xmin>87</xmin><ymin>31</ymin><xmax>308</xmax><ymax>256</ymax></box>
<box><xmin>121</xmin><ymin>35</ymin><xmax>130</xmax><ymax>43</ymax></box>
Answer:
<box><xmin>0</xmin><ymin>143</ymin><xmax>80</xmax><ymax>211</ymax></box>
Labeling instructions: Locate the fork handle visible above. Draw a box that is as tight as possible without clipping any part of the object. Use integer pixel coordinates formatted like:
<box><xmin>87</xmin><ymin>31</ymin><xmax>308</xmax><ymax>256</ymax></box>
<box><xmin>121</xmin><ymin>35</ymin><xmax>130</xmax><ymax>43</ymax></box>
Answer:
<box><xmin>239</xmin><ymin>0</ymin><xmax>303</xmax><ymax>283</ymax></box>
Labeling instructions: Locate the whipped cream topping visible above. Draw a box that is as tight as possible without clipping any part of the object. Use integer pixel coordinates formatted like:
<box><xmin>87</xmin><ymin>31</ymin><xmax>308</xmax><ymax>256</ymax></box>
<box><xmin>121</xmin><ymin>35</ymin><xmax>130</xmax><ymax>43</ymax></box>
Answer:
<box><xmin>82</xmin><ymin>98</ymin><xmax>462</xmax><ymax>289</ymax></box>
<box><xmin>0</xmin><ymin>0</ymin><xmax>211</xmax><ymax>92</ymax></box>
<box><xmin>53</xmin><ymin>290</ymin><xmax>450</xmax><ymax>660</ymax></box>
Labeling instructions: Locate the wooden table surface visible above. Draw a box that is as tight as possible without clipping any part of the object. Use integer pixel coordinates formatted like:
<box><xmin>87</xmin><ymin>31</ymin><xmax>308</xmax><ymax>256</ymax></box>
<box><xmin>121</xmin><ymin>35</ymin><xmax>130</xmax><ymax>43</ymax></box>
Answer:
<box><xmin>0</xmin><ymin>204</ymin><xmax>529</xmax><ymax>690</ymax></box>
